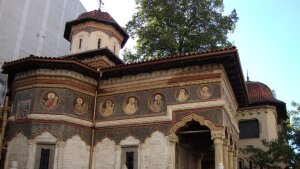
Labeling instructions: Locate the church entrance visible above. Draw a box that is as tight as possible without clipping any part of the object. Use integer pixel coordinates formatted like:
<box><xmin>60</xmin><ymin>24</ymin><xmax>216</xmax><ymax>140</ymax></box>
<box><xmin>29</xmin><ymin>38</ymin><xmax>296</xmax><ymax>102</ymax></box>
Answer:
<box><xmin>175</xmin><ymin>120</ymin><xmax>214</xmax><ymax>169</ymax></box>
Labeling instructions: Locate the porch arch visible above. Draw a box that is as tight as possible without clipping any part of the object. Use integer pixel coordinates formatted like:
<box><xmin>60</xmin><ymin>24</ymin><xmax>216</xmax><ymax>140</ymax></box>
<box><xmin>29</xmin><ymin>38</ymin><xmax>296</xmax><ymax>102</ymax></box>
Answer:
<box><xmin>169</xmin><ymin>113</ymin><xmax>223</xmax><ymax>136</ymax></box>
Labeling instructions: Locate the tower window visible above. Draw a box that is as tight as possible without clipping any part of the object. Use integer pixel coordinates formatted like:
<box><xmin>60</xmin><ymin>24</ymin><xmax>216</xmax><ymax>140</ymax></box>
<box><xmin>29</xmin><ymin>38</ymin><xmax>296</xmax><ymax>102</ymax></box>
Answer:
<box><xmin>79</xmin><ymin>39</ymin><xmax>82</xmax><ymax>49</ymax></box>
<box><xmin>239</xmin><ymin>119</ymin><xmax>259</xmax><ymax>139</ymax></box>
<box><xmin>113</xmin><ymin>45</ymin><xmax>116</xmax><ymax>53</ymax></box>
<box><xmin>97</xmin><ymin>39</ymin><xmax>101</xmax><ymax>49</ymax></box>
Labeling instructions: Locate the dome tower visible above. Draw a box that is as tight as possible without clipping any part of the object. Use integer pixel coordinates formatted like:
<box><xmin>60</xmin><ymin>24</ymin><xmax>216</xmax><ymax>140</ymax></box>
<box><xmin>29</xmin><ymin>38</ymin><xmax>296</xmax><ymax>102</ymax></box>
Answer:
<box><xmin>64</xmin><ymin>9</ymin><xmax>129</xmax><ymax>56</ymax></box>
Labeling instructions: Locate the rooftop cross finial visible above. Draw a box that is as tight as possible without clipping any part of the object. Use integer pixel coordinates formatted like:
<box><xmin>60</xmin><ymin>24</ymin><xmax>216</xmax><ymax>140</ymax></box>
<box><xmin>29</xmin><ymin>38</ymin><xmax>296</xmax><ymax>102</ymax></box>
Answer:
<box><xmin>246</xmin><ymin>70</ymin><xmax>250</xmax><ymax>81</ymax></box>
<box><xmin>98</xmin><ymin>0</ymin><xmax>104</xmax><ymax>11</ymax></box>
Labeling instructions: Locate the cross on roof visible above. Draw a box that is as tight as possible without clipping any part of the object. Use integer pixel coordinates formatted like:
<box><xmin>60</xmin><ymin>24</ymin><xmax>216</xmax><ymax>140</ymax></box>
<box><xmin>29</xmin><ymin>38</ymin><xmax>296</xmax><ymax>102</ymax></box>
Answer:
<box><xmin>99</xmin><ymin>0</ymin><xmax>104</xmax><ymax>10</ymax></box>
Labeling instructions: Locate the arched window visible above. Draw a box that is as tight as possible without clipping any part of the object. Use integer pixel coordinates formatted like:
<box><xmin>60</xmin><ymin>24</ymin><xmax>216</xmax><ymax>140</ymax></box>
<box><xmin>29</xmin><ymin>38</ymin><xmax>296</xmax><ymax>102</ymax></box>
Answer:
<box><xmin>239</xmin><ymin>119</ymin><xmax>259</xmax><ymax>139</ymax></box>
<box><xmin>249</xmin><ymin>160</ymin><xmax>253</xmax><ymax>169</ymax></box>
<box><xmin>238</xmin><ymin>160</ymin><xmax>243</xmax><ymax>169</ymax></box>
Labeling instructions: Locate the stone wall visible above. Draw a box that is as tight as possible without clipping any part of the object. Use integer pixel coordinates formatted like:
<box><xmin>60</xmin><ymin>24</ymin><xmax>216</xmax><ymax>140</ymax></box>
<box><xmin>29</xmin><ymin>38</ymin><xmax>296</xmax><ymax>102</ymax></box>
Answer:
<box><xmin>62</xmin><ymin>135</ymin><xmax>90</xmax><ymax>169</ymax></box>
<box><xmin>4</xmin><ymin>133</ymin><xmax>28</xmax><ymax>169</ymax></box>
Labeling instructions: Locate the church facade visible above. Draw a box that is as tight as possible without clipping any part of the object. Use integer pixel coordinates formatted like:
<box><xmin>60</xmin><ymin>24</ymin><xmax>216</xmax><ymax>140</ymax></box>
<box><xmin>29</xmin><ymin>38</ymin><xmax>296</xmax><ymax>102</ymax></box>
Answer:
<box><xmin>1</xmin><ymin>10</ymin><xmax>287</xmax><ymax>169</ymax></box>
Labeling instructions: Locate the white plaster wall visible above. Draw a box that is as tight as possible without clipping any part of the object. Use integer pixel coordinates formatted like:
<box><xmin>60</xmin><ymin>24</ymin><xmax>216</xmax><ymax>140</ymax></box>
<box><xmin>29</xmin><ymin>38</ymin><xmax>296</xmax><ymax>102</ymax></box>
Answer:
<box><xmin>236</xmin><ymin>106</ymin><xmax>278</xmax><ymax>158</ymax></box>
<box><xmin>4</xmin><ymin>133</ymin><xmax>28</xmax><ymax>169</ymax></box>
<box><xmin>0</xmin><ymin>0</ymin><xmax>85</xmax><ymax>64</ymax></box>
<box><xmin>94</xmin><ymin>138</ymin><xmax>116</xmax><ymax>169</ymax></box>
<box><xmin>141</xmin><ymin>131</ymin><xmax>169</xmax><ymax>169</ymax></box>
<box><xmin>71</xmin><ymin>30</ymin><xmax>121</xmax><ymax>56</ymax></box>
<box><xmin>62</xmin><ymin>135</ymin><xmax>89</xmax><ymax>169</ymax></box>
<box><xmin>266</xmin><ymin>109</ymin><xmax>278</xmax><ymax>140</ymax></box>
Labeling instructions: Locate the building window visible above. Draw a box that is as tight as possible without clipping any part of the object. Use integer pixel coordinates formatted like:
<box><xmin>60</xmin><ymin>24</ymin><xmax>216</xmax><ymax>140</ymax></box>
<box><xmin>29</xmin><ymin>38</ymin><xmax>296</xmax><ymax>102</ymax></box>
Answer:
<box><xmin>97</xmin><ymin>39</ymin><xmax>101</xmax><ymax>49</ymax></box>
<box><xmin>79</xmin><ymin>39</ymin><xmax>82</xmax><ymax>49</ymax></box>
<box><xmin>249</xmin><ymin>160</ymin><xmax>253</xmax><ymax>169</ymax></box>
<box><xmin>39</xmin><ymin>149</ymin><xmax>50</xmax><ymax>169</ymax></box>
<box><xmin>239</xmin><ymin>119</ymin><xmax>259</xmax><ymax>139</ymax></box>
<box><xmin>113</xmin><ymin>45</ymin><xmax>116</xmax><ymax>53</ymax></box>
<box><xmin>121</xmin><ymin>146</ymin><xmax>138</xmax><ymax>169</ymax></box>
<box><xmin>34</xmin><ymin>144</ymin><xmax>55</xmax><ymax>169</ymax></box>
<box><xmin>126</xmin><ymin>152</ymin><xmax>134</xmax><ymax>169</ymax></box>
<box><xmin>238</xmin><ymin>160</ymin><xmax>243</xmax><ymax>169</ymax></box>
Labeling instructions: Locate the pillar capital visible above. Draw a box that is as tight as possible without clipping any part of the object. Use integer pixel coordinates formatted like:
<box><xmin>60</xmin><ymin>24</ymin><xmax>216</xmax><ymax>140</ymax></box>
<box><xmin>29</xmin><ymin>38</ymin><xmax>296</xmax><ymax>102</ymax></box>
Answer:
<box><xmin>228</xmin><ymin>145</ymin><xmax>235</xmax><ymax>152</ymax></box>
<box><xmin>169</xmin><ymin>134</ymin><xmax>179</xmax><ymax>143</ymax></box>
<box><xmin>28</xmin><ymin>139</ymin><xmax>36</xmax><ymax>145</ymax></box>
<box><xmin>56</xmin><ymin>141</ymin><xmax>65</xmax><ymax>147</ymax></box>
<box><xmin>223</xmin><ymin>139</ymin><xmax>230</xmax><ymax>146</ymax></box>
<box><xmin>211</xmin><ymin>130</ymin><xmax>225</xmax><ymax>140</ymax></box>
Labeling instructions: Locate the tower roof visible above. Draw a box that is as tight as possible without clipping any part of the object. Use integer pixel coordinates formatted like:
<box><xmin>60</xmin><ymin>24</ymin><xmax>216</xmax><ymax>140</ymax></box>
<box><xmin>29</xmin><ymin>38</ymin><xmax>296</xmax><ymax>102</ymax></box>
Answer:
<box><xmin>64</xmin><ymin>10</ymin><xmax>129</xmax><ymax>48</ymax></box>
<box><xmin>246</xmin><ymin>81</ymin><xmax>275</xmax><ymax>103</ymax></box>
<box><xmin>77</xmin><ymin>10</ymin><xmax>117</xmax><ymax>24</ymax></box>
<box><xmin>245</xmin><ymin>81</ymin><xmax>287</xmax><ymax>120</ymax></box>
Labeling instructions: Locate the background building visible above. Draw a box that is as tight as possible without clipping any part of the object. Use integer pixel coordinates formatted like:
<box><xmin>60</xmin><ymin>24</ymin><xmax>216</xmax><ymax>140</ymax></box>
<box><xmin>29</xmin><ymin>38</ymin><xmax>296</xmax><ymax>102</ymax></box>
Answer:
<box><xmin>0</xmin><ymin>0</ymin><xmax>86</xmax><ymax>66</ymax></box>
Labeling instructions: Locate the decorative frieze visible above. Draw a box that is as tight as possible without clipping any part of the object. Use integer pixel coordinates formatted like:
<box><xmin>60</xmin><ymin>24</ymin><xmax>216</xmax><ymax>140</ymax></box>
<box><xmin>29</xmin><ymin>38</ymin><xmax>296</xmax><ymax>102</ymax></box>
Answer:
<box><xmin>17</xmin><ymin>100</ymin><xmax>31</xmax><ymax>118</ymax></box>
<box><xmin>100</xmin><ymin>64</ymin><xmax>223</xmax><ymax>85</ymax></box>
<box><xmin>96</xmin><ymin>100</ymin><xmax>226</xmax><ymax>128</ymax></box>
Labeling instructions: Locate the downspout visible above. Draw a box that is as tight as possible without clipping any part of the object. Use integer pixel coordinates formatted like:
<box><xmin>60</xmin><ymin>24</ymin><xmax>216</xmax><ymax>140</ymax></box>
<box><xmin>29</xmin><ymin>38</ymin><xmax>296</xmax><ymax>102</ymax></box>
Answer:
<box><xmin>89</xmin><ymin>71</ymin><xmax>102</xmax><ymax>169</ymax></box>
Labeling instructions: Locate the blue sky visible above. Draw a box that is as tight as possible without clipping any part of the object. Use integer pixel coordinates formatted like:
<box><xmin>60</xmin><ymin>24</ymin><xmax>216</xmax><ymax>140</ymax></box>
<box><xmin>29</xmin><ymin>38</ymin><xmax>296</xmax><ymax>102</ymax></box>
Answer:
<box><xmin>80</xmin><ymin>0</ymin><xmax>300</xmax><ymax>110</ymax></box>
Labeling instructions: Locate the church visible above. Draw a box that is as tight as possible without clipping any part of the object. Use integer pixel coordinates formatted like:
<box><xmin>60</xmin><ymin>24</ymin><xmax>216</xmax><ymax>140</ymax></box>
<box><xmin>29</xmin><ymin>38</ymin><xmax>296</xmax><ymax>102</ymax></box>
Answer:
<box><xmin>0</xmin><ymin>9</ymin><xmax>287</xmax><ymax>169</ymax></box>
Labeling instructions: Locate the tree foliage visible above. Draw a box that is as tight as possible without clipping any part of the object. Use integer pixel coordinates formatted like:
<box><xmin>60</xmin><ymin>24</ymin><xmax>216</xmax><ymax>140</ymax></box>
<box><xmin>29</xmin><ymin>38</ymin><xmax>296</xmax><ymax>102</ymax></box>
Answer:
<box><xmin>124</xmin><ymin>0</ymin><xmax>238</xmax><ymax>62</ymax></box>
<box><xmin>240</xmin><ymin>102</ymin><xmax>300</xmax><ymax>169</ymax></box>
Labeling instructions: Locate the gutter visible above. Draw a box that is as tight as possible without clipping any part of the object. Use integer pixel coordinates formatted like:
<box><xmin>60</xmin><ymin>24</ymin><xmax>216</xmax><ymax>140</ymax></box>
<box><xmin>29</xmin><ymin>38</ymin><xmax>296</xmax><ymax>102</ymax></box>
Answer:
<box><xmin>89</xmin><ymin>71</ymin><xmax>102</xmax><ymax>169</ymax></box>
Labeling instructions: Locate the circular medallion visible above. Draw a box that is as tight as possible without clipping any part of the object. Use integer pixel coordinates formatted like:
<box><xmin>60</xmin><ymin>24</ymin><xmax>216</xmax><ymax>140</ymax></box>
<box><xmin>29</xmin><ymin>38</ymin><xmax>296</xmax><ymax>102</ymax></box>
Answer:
<box><xmin>123</xmin><ymin>97</ymin><xmax>139</xmax><ymax>115</ymax></box>
<box><xmin>198</xmin><ymin>85</ymin><xmax>213</xmax><ymax>99</ymax></box>
<box><xmin>175</xmin><ymin>88</ymin><xmax>189</xmax><ymax>102</ymax></box>
<box><xmin>100</xmin><ymin>99</ymin><xmax>114</xmax><ymax>117</ymax></box>
<box><xmin>148</xmin><ymin>93</ymin><xmax>166</xmax><ymax>113</ymax></box>
<box><xmin>73</xmin><ymin>97</ymin><xmax>88</xmax><ymax>115</ymax></box>
<box><xmin>40</xmin><ymin>91</ymin><xmax>59</xmax><ymax>110</ymax></box>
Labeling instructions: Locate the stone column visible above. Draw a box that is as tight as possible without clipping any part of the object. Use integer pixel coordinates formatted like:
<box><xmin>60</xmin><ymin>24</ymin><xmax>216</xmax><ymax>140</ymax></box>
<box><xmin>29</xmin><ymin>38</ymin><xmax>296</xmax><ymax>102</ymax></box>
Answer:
<box><xmin>211</xmin><ymin>131</ymin><xmax>225</xmax><ymax>169</ymax></box>
<box><xmin>168</xmin><ymin>134</ymin><xmax>178</xmax><ymax>169</ymax></box>
<box><xmin>228</xmin><ymin>146</ymin><xmax>234</xmax><ymax>169</ymax></box>
<box><xmin>222</xmin><ymin>140</ymin><xmax>229</xmax><ymax>169</ymax></box>
<box><xmin>196</xmin><ymin>153</ymin><xmax>203</xmax><ymax>169</ymax></box>
<box><xmin>233</xmin><ymin>147</ymin><xmax>238</xmax><ymax>169</ymax></box>
<box><xmin>56</xmin><ymin>141</ymin><xmax>65</xmax><ymax>169</ymax></box>
<box><xmin>26</xmin><ymin>139</ymin><xmax>36</xmax><ymax>169</ymax></box>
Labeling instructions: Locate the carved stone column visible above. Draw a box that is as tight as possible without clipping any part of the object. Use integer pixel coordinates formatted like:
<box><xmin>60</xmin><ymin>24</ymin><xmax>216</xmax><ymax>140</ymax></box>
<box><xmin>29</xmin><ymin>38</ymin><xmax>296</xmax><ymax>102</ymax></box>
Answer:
<box><xmin>168</xmin><ymin>134</ymin><xmax>178</xmax><ymax>169</ymax></box>
<box><xmin>233</xmin><ymin>147</ymin><xmax>238</xmax><ymax>169</ymax></box>
<box><xmin>26</xmin><ymin>139</ymin><xmax>36</xmax><ymax>169</ymax></box>
<box><xmin>228</xmin><ymin>146</ymin><xmax>234</xmax><ymax>169</ymax></box>
<box><xmin>222</xmin><ymin>140</ymin><xmax>229</xmax><ymax>169</ymax></box>
<box><xmin>211</xmin><ymin>131</ymin><xmax>225</xmax><ymax>169</ymax></box>
<box><xmin>56</xmin><ymin>141</ymin><xmax>65</xmax><ymax>169</ymax></box>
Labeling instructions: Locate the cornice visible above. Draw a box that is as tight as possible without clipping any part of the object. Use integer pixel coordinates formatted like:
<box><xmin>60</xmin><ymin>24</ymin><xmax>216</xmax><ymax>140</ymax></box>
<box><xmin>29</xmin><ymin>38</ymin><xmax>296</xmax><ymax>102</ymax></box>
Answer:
<box><xmin>82</xmin><ymin>56</ymin><xmax>116</xmax><ymax>67</ymax></box>
<box><xmin>26</xmin><ymin>114</ymin><xmax>93</xmax><ymax>127</ymax></box>
<box><xmin>100</xmin><ymin>64</ymin><xmax>222</xmax><ymax>85</ymax></box>
<box><xmin>14</xmin><ymin>69</ymin><xmax>97</xmax><ymax>85</ymax></box>
<box><xmin>237</xmin><ymin>106</ymin><xmax>277</xmax><ymax>118</ymax></box>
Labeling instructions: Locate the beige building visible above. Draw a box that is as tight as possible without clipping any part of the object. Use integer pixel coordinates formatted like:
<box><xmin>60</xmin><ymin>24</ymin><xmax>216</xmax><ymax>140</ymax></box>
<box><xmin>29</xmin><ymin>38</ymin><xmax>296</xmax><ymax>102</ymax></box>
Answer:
<box><xmin>0</xmin><ymin>9</ymin><xmax>287</xmax><ymax>169</ymax></box>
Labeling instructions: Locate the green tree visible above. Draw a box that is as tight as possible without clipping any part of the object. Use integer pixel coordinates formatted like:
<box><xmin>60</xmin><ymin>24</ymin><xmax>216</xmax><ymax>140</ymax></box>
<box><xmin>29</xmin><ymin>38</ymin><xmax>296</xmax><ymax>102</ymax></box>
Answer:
<box><xmin>240</xmin><ymin>102</ymin><xmax>300</xmax><ymax>169</ymax></box>
<box><xmin>124</xmin><ymin>0</ymin><xmax>238</xmax><ymax>63</ymax></box>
